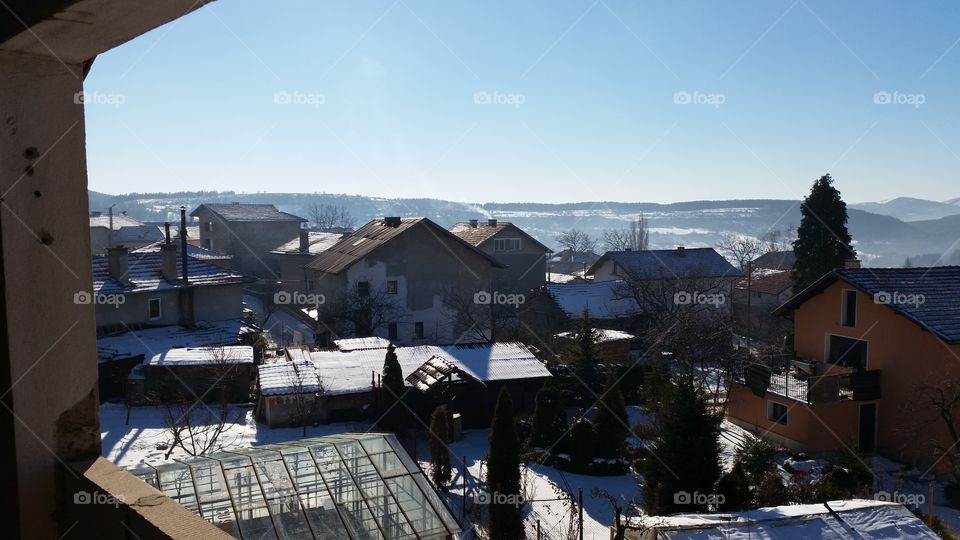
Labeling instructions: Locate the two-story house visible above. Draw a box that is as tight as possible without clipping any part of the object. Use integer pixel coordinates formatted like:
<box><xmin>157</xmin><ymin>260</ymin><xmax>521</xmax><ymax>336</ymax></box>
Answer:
<box><xmin>448</xmin><ymin>219</ymin><xmax>551</xmax><ymax>294</ymax></box>
<box><xmin>189</xmin><ymin>203</ymin><xmax>306</xmax><ymax>278</ymax></box>
<box><xmin>727</xmin><ymin>266</ymin><xmax>960</xmax><ymax>472</ymax></box>
<box><xmin>271</xmin><ymin>229</ymin><xmax>345</xmax><ymax>299</ymax></box>
<box><xmin>305</xmin><ymin>217</ymin><xmax>503</xmax><ymax>345</ymax></box>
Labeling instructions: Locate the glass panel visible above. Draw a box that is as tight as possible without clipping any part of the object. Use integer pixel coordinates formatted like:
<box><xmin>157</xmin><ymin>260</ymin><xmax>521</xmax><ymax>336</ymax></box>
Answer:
<box><xmin>312</xmin><ymin>444</ymin><xmax>385</xmax><ymax>539</ymax></box>
<box><xmin>129</xmin><ymin>467</ymin><xmax>158</xmax><ymax>489</ymax></box>
<box><xmin>255</xmin><ymin>459</ymin><xmax>297</xmax><ymax>499</ymax></box>
<box><xmin>184</xmin><ymin>458</ymin><xmax>230</xmax><ymax>504</ymax></box>
<box><xmin>200</xmin><ymin>499</ymin><xmax>241</xmax><ymax>538</ymax></box>
<box><xmin>235</xmin><ymin>505</ymin><xmax>277</xmax><ymax>540</ymax></box>
<box><xmin>386</xmin><ymin>475</ymin><xmax>448</xmax><ymax>537</ymax></box>
<box><xmin>385</xmin><ymin>435</ymin><xmax>422</xmax><ymax>473</ymax></box>
<box><xmin>300</xmin><ymin>492</ymin><xmax>352</xmax><ymax>539</ymax></box>
<box><xmin>225</xmin><ymin>465</ymin><xmax>266</xmax><ymax>512</ymax></box>
<box><xmin>358</xmin><ymin>435</ymin><xmax>393</xmax><ymax>455</ymax></box>
<box><xmin>268</xmin><ymin>496</ymin><xmax>313</xmax><ymax>538</ymax></box>
<box><xmin>207</xmin><ymin>451</ymin><xmax>252</xmax><ymax>469</ymax></box>
<box><xmin>367</xmin><ymin>449</ymin><xmax>407</xmax><ymax>479</ymax></box>
<box><xmin>411</xmin><ymin>473</ymin><xmax>460</xmax><ymax>532</ymax></box>
<box><xmin>156</xmin><ymin>464</ymin><xmax>198</xmax><ymax>512</ymax></box>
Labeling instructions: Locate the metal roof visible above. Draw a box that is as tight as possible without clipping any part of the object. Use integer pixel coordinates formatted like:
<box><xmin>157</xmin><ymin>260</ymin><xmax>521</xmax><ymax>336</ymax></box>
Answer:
<box><xmin>128</xmin><ymin>433</ymin><xmax>460</xmax><ymax>540</ymax></box>
<box><xmin>588</xmin><ymin>247</ymin><xmax>743</xmax><ymax>280</ymax></box>
<box><xmin>271</xmin><ymin>232</ymin><xmax>345</xmax><ymax>255</ymax></box>
<box><xmin>190</xmin><ymin>203</ymin><xmax>307</xmax><ymax>222</ymax></box>
<box><xmin>144</xmin><ymin>345</ymin><xmax>254</xmax><ymax>367</ymax></box>
<box><xmin>545</xmin><ymin>280</ymin><xmax>642</xmax><ymax>319</ymax></box>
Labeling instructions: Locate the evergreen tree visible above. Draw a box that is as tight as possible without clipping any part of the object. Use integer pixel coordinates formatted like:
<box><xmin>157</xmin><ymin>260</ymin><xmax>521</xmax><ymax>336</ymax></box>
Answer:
<box><xmin>734</xmin><ymin>435</ymin><xmax>776</xmax><ymax>486</ymax></box>
<box><xmin>717</xmin><ymin>463</ymin><xmax>752</xmax><ymax>511</ymax></box>
<box><xmin>487</xmin><ymin>389</ymin><xmax>524</xmax><ymax>539</ymax></box>
<box><xmin>568</xmin><ymin>418</ymin><xmax>595</xmax><ymax>472</ymax></box>
<box><xmin>381</xmin><ymin>344</ymin><xmax>405</xmax><ymax>431</ymax></box>
<box><xmin>643</xmin><ymin>374</ymin><xmax>722</xmax><ymax>515</ymax></box>
<box><xmin>594</xmin><ymin>369</ymin><xmax>629</xmax><ymax>458</ymax></box>
<box><xmin>792</xmin><ymin>174</ymin><xmax>856</xmax><ymax>294</ymax></box>
<box><xmin>527</xmin><ymin>378</ymin><xmax>568</xmax><ymax>452</ymax></box>
<box><xmin>572</xmin><ymin>309</ymin><xmax>599</xmax><ymax>398</ymax></box>
<box><xmin>428</xmin><ymin>406</ymin><xmax>451</xmax><ymax>487</ymax></box>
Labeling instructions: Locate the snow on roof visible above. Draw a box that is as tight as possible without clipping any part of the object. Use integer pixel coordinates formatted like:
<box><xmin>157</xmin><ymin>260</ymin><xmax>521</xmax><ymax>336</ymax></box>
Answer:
<box><xmin>546</xmin><ymin>280</ymin><xmax>642</xmax><ymax>319</ymax></box>
<box><xmin>405</xmin><ymin>356</ymin><xmax>467</xmax><ymax>392</ymax></box>
<box><xmin>93</xmin><ymin>250</ymin><xmax>250</xmax><ymax>295</ymax></box>
<box><xmin>90</xmin><ymin>213</ymin><xmax>143</xmax><ymax>229</ymax></box>
<box><xmin>590</xmin><ymin>247</ymin><xmax>743</xmax><ymax>280</ymax></box>
<box><xmin>629</xmin><ymin>500</ymin><xmax>936</xmax><ymax>539</ymax></box>
<box><xmin>547</xmin><ymin>272</ymin><xmax>582</xmax><ymax>284</ymax></box>
<box><xmin>191</xmin><ymin>203</ymin><xmax>306</xmax><ymax>222</ymax></box>
<box><xmin>144</xmin><ymin>346</ymin><xmax>254</xmax><ymax>367</ymax></box>
<box><xmin>334</xmin><ymin>336</ymin><xmax>392</xmax><ymax>351</ymax></box>
<box><xmin>270</xmin><ymin>231</ymin><xmax>345</xmax><ymax>255</ymax></box>
<box><xmin>134</xmin><ymin>241</ymin><xmax>232</xmax><ymax>261</ymax></box>
<box><xmin>97</xmin><ymin>320</ymin><xmax>257</xmax><ymax>363</ymax></box>
<box><xmin>258</xmin><ymin>360</ymin><xmax>323</xmax><ymax>396</ymax></box>
<box><xmin>555</xmin><ymin>328</ymin><xmax>635</xmax><ymax>343</ymax></box>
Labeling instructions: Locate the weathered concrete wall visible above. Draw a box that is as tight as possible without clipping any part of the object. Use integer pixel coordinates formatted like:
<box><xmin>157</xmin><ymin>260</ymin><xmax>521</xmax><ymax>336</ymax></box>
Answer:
<box><xmin>477</xmin><ymin>225</ymin><xmax>547</xmax><ymax>294</ymax></box>
<box><xmin>93</xmin><ymin>283</ymin><xmax>243</xmax><ymax>327</ymax></box>
<box><xmin>193</xmin><ymin>210</ymin><xmax>299</xmax><ymax>279</ymax></box>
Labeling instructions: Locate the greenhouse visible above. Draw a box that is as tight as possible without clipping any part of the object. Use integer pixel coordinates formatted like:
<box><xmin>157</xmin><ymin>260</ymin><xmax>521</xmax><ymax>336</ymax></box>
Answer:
<box><xmin>129</xmin><ymin>433</ymin><xmax>460</xmax><ymax>539</ymax></box>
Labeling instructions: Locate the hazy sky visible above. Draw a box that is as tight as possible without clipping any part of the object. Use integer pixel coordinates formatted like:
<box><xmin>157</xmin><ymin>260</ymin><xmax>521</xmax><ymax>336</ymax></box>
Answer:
<box><xmin>83</xmin><ymin>0</ymin><xmax>960</xmax><ymax>204</ymax></box>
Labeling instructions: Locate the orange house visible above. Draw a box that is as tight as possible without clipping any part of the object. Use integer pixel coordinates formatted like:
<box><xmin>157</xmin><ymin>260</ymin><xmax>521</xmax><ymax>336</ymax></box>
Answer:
<box><xmin>727</xmin><ymin>266</ymin><xmax>960</xmax><ymax>472</ymax></box>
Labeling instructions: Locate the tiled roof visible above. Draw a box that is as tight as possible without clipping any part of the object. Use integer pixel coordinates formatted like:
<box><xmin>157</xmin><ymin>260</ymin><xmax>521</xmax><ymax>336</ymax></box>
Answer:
<box><xmin>93</xmin><ymin>250</ymin><xmax>251</xmax><ymax>295</ymax></box>
<box><xmin>545</xmin><ymin>281</ymin><xmax>642</xmax><ymax>319</ymax></box>
<box><xmin>589</xmin><ymin>247</ymin><xmax>743</xmax><ymax>280</ymax></box>
<box><xmin>90</xmin><ymin>214</ymin><xmax>143</xmax><ymax>229</ymax></box>
<box><xmin>270</xmin><ymin>231</ymin><xmax>344</xmax><ymax>255</ymax></box>
<box><xmin>306</xmin><ymin>217</ymin><xmax>504</xmax><ymax>274</ymax></box>
<box><xmin>190</xmin><ymin>203</ymin><xmax>307</xmax><ymax>222</ymax></box>
<box><xmin>736</xmin><ymin>269</ymin><xmax>793</xmax><ymax>295</ymax></box>
<box><xmin>449</xmin><ymin>221</ymin><xmax>551</xmax><ymax>252</ymax></box>
<box><xmin>752</xmin><ymin>250</ymin><xmax>796</xmax><ymax>271</ymax></box>
<box><xmin>133</xmin><ymin>241</ymin><xmax>232</xmax><ymax>261</ymax></box>
<box><xmin>775</xmin><ymin>266</ymin><xmax>960</xmax><ymax>343</ymax></box>
<box><xmin>144</xmin><ymin>345</ymin><xmax>253</xmax><ymax>366</ymax></box>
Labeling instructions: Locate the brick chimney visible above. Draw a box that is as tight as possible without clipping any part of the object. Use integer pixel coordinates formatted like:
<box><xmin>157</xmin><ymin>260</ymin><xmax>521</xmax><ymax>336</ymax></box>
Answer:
<box><xmin>299</xmin><ymin>229</ymin><xmax>310</xmax><ymax>253</ymax></box>
<box><xmin>676</xmin><ymin>246</ymin><xmax>686</xmax><ymax>257</ymax></box>
<box><xmin>160</xmin><ymin>221</ymin><xmax>177</xmax><ymax>282</ymax></box>
<box><xmin>384</xmin><ymin>216</ymin><xmax>402</xmax><ymax>227</ymax></box>
<box><xmin>107</xmin><ymin>246</ymin><xmax>128</xmax><ymax>281</ymax></box>
<box><xmin>469</xmin><ymin>219</ymin><xmax>478</xmax><ymax>228</ymax></box>
<box><xmin>487</xmin><ymin>219</ymin><xmax>497</xmax><ymax>227</ymax></box>
<box><xmin>844</xmin><ymin>258</ymin><xmax>861</xmax><ymax>269</ymax></box>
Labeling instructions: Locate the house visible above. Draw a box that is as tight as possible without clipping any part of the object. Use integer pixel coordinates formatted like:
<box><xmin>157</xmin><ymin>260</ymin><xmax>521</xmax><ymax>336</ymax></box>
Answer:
<box><xmin>732</xmin><ymin>268</ymin><xmax>793</xmax><ymax>343</ymax></box>
<box><xmin>727</xmin><ymin>266</ymin><xmax>960</xmax><ymax>472</ymax></box>
<box><xmin>189</xmin><ymin>203</ymin><xmax>307</xmax><ymax>278</ymax></box>
<box><xmin>89</xmin><ymin>211</ymin><xmax>164</xmax><ymax>254</ymax></box>
<box><xmin>752</xmin><ymin>249</ymin><xmax>796</xmax><ymax>271</ymax></box>
<box><xmin>624</xmin><ymin>500</ymin><xmax>936</xmax><ymax>539</ymax></box>
<box><xmin>547</xmin><ymin>248</ymin><xmax>600</xmax><ymax>277</ymax></box>
<box><xmin>128</xmin><ymin>433</ymin><xmax>461</xmax><ymax>539</ymax></box>
<box><xmin>138</xmin><ymin>345</ymin><xmax>255</xmax><ymax>404</ymax></box>
<box><xmin>257</xmin><ymin>342</ymin><xmax>550</xmax><ymax>427</ymax></box>
<box><xmin>271</xmin><ymin>229</ymin><xmax>344</xmax><ymax>300</ymax></box>
<box><xmin>555</xmin><ymin>328</ymin><xmax>635</xmax><ymax>362</ymax></box>
<box><xmin>305</xmin><ymin>217</ymin><xmax>503</xmax><ymax>345</ymax></box>
<box><xmin>449</xmin><ymin>219</ymin><xmax>551</xmax><ymax>294</ymax></box>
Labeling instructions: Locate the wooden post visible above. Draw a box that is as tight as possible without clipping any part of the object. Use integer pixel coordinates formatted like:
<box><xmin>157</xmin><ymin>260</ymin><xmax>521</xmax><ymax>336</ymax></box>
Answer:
<box><xmin>537</xmin><ymin>519</ymin><xmax>541</xmax><ymax>540</ymax></box>
<box><xmin>578</xmin><ymin>487</ymin><xmax>584</xmax><ymax>540</ymax></box>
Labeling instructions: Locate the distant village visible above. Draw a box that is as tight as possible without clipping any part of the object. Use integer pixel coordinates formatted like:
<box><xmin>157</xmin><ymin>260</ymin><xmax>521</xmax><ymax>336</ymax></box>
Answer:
<box><xmin>87</xmin><ymin>178</ymin><xmax>960</xmax><ymax>538</ymax></box>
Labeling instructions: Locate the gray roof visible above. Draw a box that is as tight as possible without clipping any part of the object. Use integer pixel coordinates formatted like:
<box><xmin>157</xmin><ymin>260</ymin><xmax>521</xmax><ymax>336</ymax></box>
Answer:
<box><xmin>546</xmin><ymin>280</ymin><xmax>642</xmax><ymax>319</ymax></box>
<box><xmin>133</xmin><ymin>241</ymin><xmax>232</xmax><ymax>260</ymax></box>
<box><xmin>752</xmin><ymin>250</ymin><xmax>796</xmax><ymax>271</ymax></box>
<box><xmin>190</xmin><ymin>203</ymin><xmax>307</xmax><ymax>223</ymax></box>
<box><xmin>775</xmin><ymin>266</ymin><xmax>960</xmax><ymax>343</ymax></box>
<box><xmin>270</xmin><ymin>231</ymin><xmax>344</xmax><ymax>255</ymax></box>
<box><xmin>306</xmin><ymin>217</ymin><xmax>504</xmax><ymax>274</ymax></box>
<box><xmin>93</xmin><ymin>250</ymin><xmax>251</xmax><ymax>295</ymax></box>
<box><xmin>449</xmin><ymin>221</ymin><xmax>552</xmax><ymax>252</ymax></box>
<box><xmin>588</xmin><ymin>247</ymin><xmax>743</xmax><ymax>280</ymax></box>
<box><xmin>90</xmin><ymin>213</ymin><xmax>143</xmax><ymax>229</ymax></box>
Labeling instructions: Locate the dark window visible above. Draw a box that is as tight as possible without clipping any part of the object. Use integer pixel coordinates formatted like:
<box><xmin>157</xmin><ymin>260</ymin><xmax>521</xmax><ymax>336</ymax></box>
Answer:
<box><xmin>414</xmin><ymin>322</ymin><xmax>424</xmax><ymax>339</ymax></box>
<box><xmin>842</xmin><ymin>289</ymin><xmax>857</xmax><ymax>327</ymax></box>
<box><xmin>828</xmin><ymin>335</ymin><xmax>868</xmax><ymax>370</ymax></box>
<box><xmin>204</xmin><ymin>238</ymin><xmax>213</xmax><ymax>250</ymax></box>
<box><xmin>206</xmin><ymin>221</ymin><xmax>214</xmax><ymax>232</ymax></box>
<box><xmin>357</xmin><ymin>281</ymin><xmax>370</xmax><ymax>297</ymax></box>
<box><xmin>386</xmin><ymin>280</ymin><xmax>398</xmax><ymax>294</ymax></box>
<box><xmin>767</xmin><ymin>401</ymin><xmax>788</xmax><ymax>425</ymax></box>
<box><xmin>148</xmin><ymin>298</ymin><xmax>162</xmax><ymax>320</ymax></box>
<box><xmin>388</xmin><ymin>323</ymin><xmax>398</xmax><ymax>341</ymax></box>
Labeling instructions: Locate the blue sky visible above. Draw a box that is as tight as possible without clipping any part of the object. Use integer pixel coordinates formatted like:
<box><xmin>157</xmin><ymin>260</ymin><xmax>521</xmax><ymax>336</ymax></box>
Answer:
<box><xmin>84</xmin><ymin>0</ymin><xmax>960</xmax><ymax>204</ymax></box>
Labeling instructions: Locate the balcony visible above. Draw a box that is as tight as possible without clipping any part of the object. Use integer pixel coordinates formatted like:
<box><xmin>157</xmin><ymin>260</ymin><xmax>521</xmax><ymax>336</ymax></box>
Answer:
<box><xmin>736</xmin><ymin>355</ymin><xmax>881</xmax><ymax>404</ymax></box>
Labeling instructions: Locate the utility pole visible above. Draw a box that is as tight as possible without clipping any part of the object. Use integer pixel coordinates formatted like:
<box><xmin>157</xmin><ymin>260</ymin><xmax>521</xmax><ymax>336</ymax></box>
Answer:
<box><xmin>578</xmin><ymin>487</ymin><xmax>584</xmax><ymax>540</ymax></box>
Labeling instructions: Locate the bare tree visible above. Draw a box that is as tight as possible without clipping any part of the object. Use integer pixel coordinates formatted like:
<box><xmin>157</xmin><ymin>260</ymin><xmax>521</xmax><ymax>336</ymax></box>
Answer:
<box><xmin>323</xmin><ymin>282</ymin><xmax>401</xmax><ymax>338</ymax></box>
<box><xmin>603</xmin><ymin>214</ymin><xmax>650</xmax><ymax>252</ymax></box>
<box><xmin>903</xmin><ymin>378</ymin><xmax>960</xmax><ymax>482</ymax></box>
<box><xmin>284</xmin><ymin>356</ymin><xmax>322</xmax><ymax>437</ymax></box>
<box><xmin>441</xmin><ymin>287</ymin><xmax>495</xmax><ymax>343</ymax></box>
<box><xmin>760</xmin><ymin>225</ymin><xmax>795</xmax><ymax>253</ymax></box>
<box><xmin>716</xmin><ymin>234</ymin><xmax>765</xmax><ymax>273</ymax></box>
<box><xmin>304</xmin><ymin>202</ymin><xmax>356</xmax><ymax>231</ymax></box>
<box><xmin>592</xmin><ymin>487</ymin><xmax>643</xmax><ymax>540</ymax></box>
<box><xmin>555</xmin><ymin>228</ymin><xmax>598</xmax><ymax>256</ymax></box>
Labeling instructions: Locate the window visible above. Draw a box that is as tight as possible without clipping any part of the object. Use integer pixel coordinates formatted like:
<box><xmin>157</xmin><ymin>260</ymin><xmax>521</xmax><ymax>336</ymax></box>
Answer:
<box><xmin>841</xmin><ymin>289</ymin><xmax>857</xmax><ymax>327</ymax></box>
<box><xmin>204</xmin><ymin>238</ymin><xmax>214</xmax><ymax>250</ymax></box>
<box><xmin>386</xmin><ymin>280</ymin><xmax>398</xmax><ymax>294</ymax></box>
<box><xmin>493</xmin><ymin>238</ymin><xmax>521</xmax><ymax>252</ymax></box>
<box><xmin>767</xmin><ymin>401</ymin><xmax>788</xmax><ymax>425</ymax></box>
<box><xmin>357</xmin><ymin>281</ymin><xmax>370</xmax><ymax>297</ymax></box>
<box><xmin>206</xmin><ymin>221</ymin><xmax>214</xmax><ymax>232</ymax></box>
<box><xmin>414</xmin><ymin>322</ymin><xmax>424</xmax><ymax>340</ymax></box>
<box><xmin>148</xmin><ymin>297</ymin><xmax>162</xmax><ymax>320</ymax></box>
<box><xmin>388</xmin><ymin>323</ymin><xmax>398</xmax><ymax>341</ymax></box>
<box><xmin>827</xmin><ymin>335</ymin><xmax>868</xmax><ymax>370</ymax></box>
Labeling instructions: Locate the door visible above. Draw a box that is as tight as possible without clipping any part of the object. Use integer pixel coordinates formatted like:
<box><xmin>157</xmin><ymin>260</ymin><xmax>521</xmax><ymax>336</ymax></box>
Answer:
<box><xmin>859</xmin><ymin>403</ymin><xmax>877</xmax><ymax>452</ymax></box>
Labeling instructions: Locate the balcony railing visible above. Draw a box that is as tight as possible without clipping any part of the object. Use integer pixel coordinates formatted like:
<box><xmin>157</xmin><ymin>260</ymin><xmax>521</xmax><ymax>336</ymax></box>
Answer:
<box><xmin>734</xmin><ymin>354</ymin><xmax>880</xmax><ymax>404</ymax></box>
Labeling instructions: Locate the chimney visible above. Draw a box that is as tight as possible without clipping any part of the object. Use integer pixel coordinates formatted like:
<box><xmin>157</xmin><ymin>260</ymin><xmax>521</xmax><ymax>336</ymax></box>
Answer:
<box><xmin>90</xmin><ymin>211</ymin><xmax>102</xmax><ymax>217</ymax></box>
<box><xmin>179</xmin><ymin>206</ymin><xmax>189</xmax><ymax>284</ymax></box>
<box><xmin>160</xmin><ymin>243</ymin><xmax>177</xmax><ymax>282</ymax></box>
<box><xmin>299</xmin><ymin>229</ymin><xmax>310</xmax><ymax>253</ymax></box>
<box><xmin>676</xmin><ymin>246</ymin><xmax>686</xmax><ymax>257</ymax></box>
<box><xmin>469</xmin><ymin>219</ymin><xmax>478</xmax><ymax>228</ymax></box>
<box><xmin>107</xmin><ymin>246</ymin><xmax>129</xmax><ymax>281</ymax></box>
<box><xmin>384</xmin><ymin>216</ymin><xmax>402</xmax><ymax>227</ymax></box>
<box><xmin>844</xmin><ymin>258</ymin><xmax>861</xmax><ymax>269</ymax></box>
<box><xmin>488</xmin><ymin>219</ymin><xmax>498</xmax><ymax>227</ymax></box>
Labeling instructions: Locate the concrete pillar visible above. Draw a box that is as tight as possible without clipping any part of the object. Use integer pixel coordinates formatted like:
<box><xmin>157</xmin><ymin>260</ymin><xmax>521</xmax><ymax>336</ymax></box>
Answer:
<box><xmin>0</xmin><ymin>50</ymin><xmax>100</xmax><ymax>538</ymax></box>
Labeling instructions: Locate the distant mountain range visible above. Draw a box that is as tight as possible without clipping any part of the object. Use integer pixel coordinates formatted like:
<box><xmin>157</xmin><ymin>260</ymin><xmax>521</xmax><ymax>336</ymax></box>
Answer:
<box><xmin>88</xmin><ymin>190</ymin><xmax>960</xmax><ymax>268</ymax></box>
